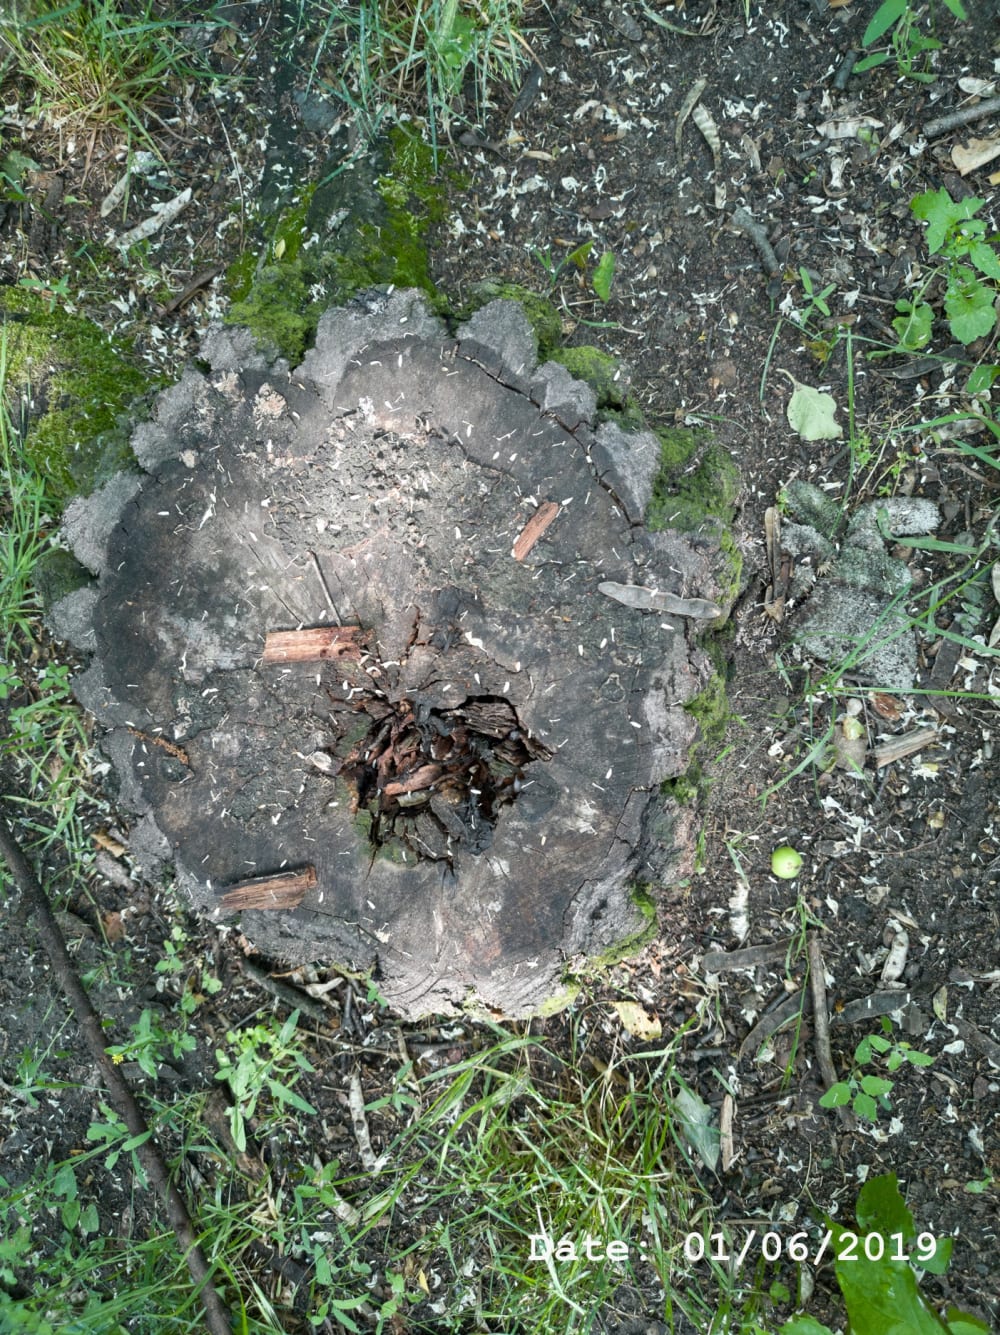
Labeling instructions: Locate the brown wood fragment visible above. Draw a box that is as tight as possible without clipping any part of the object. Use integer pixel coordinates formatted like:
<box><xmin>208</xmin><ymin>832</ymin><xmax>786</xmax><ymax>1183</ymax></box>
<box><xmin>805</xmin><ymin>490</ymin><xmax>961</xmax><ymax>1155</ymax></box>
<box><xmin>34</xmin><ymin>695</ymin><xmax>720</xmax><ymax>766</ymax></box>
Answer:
<box><xmin>512</xmin><ymin>501</ymin><xmax>560</xmax><ymax>561</ymax></box>
<box><xmin>872</xmin><ymin>727</ymin><xmax>940</xmax><ymax>768</ymax></box>
<box><xmin>382</xmin><ymin>763</ymin><xmax>444</xmax><ymax>798</ymax></box>
<box><xmin>219</xmin><ymin>864</ymin><xmax>317</xmax><ymax>911</ymax></box>
<box><xmin>262</xmin><ymin>626</ymin><xmax>363</xmax><ymax>664</ymax></box>
<box><xmin>128</xmin><ymin>727</ymin><xmax>190</xmax><ymax>767</ymax></box>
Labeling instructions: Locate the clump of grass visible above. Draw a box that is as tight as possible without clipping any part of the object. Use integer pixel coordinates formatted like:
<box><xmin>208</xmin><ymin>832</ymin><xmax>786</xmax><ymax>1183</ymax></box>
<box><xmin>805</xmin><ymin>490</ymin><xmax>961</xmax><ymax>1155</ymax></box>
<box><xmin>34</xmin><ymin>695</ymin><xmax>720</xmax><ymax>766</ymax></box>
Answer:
<box><xmin>0</xmin><ymin>0</ymin><xmax>227</xmax><ymax>150</ymax></box>
<box><xmin>299</xmin><ymin>0</ymin><xmax>533</xmax><ymax>148</ymax></box>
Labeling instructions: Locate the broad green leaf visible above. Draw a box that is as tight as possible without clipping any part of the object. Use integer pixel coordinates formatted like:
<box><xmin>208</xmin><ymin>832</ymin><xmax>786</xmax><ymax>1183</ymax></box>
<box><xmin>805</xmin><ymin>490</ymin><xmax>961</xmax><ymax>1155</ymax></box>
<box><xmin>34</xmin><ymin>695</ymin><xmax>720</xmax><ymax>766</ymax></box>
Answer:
<box><xmin>893</xmin><ymin>299</ymin><xmax>934</xmax><ymax>351</ymax></box>
<box><xmin>945</xmin><ymin>275</ymin><xmax>998</xmax><ymax>344</ymax></box>
<box><xmin>942</xmin><ymin>0</ymin><xmax>967</xmax><ymax>17</ymax></box>
<box><xmin>906</xmin><ymin>1049</ymin><xmax>935</xmax><ymax>1067</ymax></box>
<box><xmin>946</xmin><ymin>1309</ymin><xmax>989</xmax><ymax>1334</ymax></box>
<box><xmin>779</xmin><ymin>1319</ymin><xmax>835</xmax><ymax>1335</ymax></box>
<box><xmin>966</xmin><ymin>364</ymin><xmax>999</xmax><ymax>395</ymax></box>
<box><xmin>854</xmin><ymin>1092</ymin><xmax>879</xmax><ymax>1121</ymax></box>
<box><xmin>784</xmin><ymin>375</ymin><xmax>843</xmax><ymax>441</ymax></box>
<box><xmin>968</xmin><ymin>240</ymin><xmax>1000</xmax><ymax>281</ymax></box>
<box><xmin>862</xmin><ymin>0</ymin><xmax>907</xmax><ymax>47</ymax></box>
<box><xmin>836</xmin><ymin>1252</ymin><xmax>953</xmax><ymax>1335</ymax></box>
<box><xmin>911</xmin><ymin>189</ymin><xmax>983</xmax><ymax>255</ymax></box>
<box><xmin>820</xmin><ymin>1083</ymin><xmax>852</xmax><ymax>1108</ymax></box>
<box><xmin>593</xmin><ymin>250</ymin><xmax>616</xmax><ymax>302</ymax></box>
<box><xmin>860</xmin><ymin>1074</ymin><xmax>893</xmax><ymax>1097</ymax></box>
<box><xmin>856</xmin><ymin>1173</ymin><xmax>914</xmax><ymax>1236</ymax></box>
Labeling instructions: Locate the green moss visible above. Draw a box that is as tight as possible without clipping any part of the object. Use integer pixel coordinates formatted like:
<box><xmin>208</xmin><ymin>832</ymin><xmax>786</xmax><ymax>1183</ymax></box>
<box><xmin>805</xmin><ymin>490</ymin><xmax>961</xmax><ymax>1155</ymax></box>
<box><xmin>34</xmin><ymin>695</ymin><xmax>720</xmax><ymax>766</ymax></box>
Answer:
<box><xmin>226</xmin><ymin>128</ymin><xmax>448</xmax><ymax>364</ymax></box>
<box><xmin>0</xmin><ymin>288</ymin><xmax>149</xmax><ymax>508</ymax></box>
<box><xmin>647</xmin><ymin>427</ymin><xmax>740</xmax><ymax>537</ymax></box>
<box><xmin>548</xmin><ymin>344</ymin><xmax>643</xmax><ymax>428</ymax></box>
<box><xmin>456</xmin><ymin>280</ymin><xmax>563</xmax><ymax>356</ymax></box>
<box><xmin>662</xmin><ymin>649</ymin><xmax>733</xmax><ymax>805</ymax></box>
<box><xmin>32</xmin><ymin>549</ymin><xmax>91</xmax><ymax>610</ymax></box>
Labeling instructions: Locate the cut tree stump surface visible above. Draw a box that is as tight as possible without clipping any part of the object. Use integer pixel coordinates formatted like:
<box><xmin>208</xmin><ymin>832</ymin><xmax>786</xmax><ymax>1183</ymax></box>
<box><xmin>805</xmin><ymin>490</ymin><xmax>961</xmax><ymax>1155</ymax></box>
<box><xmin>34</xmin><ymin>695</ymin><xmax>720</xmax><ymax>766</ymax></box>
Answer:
<box><xmin>54</xmin><ymin>291</ymin><xmax>728</xmax><ymax>1015</ymax></box>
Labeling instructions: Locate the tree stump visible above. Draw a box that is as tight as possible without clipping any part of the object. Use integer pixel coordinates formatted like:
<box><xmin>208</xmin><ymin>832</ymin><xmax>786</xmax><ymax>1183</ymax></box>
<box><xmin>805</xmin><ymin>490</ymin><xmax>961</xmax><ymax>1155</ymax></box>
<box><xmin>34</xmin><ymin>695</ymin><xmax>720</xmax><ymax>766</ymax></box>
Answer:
<box><xmin>55</xmin><ymin>291</ymin><xmax>729</xmax><ymax>1015</ymax></box>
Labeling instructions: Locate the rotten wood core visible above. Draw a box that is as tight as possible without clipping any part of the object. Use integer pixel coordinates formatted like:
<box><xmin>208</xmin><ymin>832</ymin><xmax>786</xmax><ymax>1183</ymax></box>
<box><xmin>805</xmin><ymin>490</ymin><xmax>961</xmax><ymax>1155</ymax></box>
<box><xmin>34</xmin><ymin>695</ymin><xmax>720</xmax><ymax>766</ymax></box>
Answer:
<box><xmin>263</xmin><ymin>622</ymin><xmax>552</xmax><ymax>872</ymax></box>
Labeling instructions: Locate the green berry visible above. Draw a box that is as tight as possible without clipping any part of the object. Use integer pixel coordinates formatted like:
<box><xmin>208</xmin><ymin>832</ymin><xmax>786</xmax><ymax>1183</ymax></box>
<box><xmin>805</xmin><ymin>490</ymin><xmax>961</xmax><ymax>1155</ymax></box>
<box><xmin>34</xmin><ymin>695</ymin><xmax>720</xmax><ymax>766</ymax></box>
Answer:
<box><xmin>771</xmin><ymin>845</ymin><xmax>803</xmax><ymax>879</ymax></box>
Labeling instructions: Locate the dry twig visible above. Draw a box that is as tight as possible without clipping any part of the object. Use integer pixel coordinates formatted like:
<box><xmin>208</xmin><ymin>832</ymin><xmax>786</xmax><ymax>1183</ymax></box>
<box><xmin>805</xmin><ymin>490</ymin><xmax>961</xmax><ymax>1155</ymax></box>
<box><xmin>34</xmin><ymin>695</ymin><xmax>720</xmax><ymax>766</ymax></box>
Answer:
<box><xmin>807</xmin><ymin>930</ymin><xmax>854</xmax><ymax>1129</ymax></box>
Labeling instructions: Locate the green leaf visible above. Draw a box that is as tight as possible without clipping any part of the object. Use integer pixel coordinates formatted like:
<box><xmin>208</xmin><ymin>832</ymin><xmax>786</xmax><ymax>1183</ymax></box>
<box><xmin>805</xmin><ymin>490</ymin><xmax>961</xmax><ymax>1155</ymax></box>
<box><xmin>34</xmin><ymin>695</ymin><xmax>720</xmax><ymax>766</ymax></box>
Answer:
<box><xmin>784</xmin><ymin>375</ymin><xmax>843</xmax><ymax>440</ymax></box>
<box><xmin>856</xmin><ymin>1173</ymin><xmax>914</xmax><ymax>1237</ymax></box>
<box><xmin>945</xmin><ymin>1308</ymin><xmax>989</xmax><ymax>1333</ymax></box>
<box><xmin>836</xmin><ymin>1250</ymin><xmax>954</xmax><ymax>1335</ymax></box>
<box><xmin>942</xmin><ymin>0</ymin><xmax>967</xmax><ymax>17</ymax></box>
<box><xmin>945</xmin><ymin>274</ymin><xmax>998</xmax><ymax>344</ymax></box>
<box><xmin>868</xmin><ymin>1034</ymin><xmax>892</xmax><ymax>1053</ymax></box>
<box><xmin>892</xmin><ymin>299</ymin><xmax>934</xmax><ymax>351</ymax></box>
<box><xmin>820</xmin><ymin>1083</ymin><xmax>853</xmax><ymax>1108</ymax></box>
<box><xmin>853</xmin><ymin>1092</ymin><xmax>879</xmax><ymax>1121</ymax></box>
<box><xmin>671</xmin><ymin>1079</ymin><xmax>720</xmax><ymax>1171</ymax></box>
<box><xmin>911</xmin><ymin>189</ymin><xmax>982</xmax><ymax>255</ymax></box>
<box><xmin>859</xmin><ymin>1074</ymin><xmax>893</xmax><ymax>1097</ymax></box>
<box><xmin>968</xmin><ymin>240</ymin><xmax>1000</xmax><ymax>281</ymax></box>
<box><xmin>966</xmin><ymin>364</ymin><xmax>999</xmax><ymax>395</ymax></box>
<box><xmin>567</xmin><ymin>239</ymin><xmax>594</xmax><ymax>270</ymax></box>
<box><xmin>862</xmin><ymin>0</ymin><xmax>907</xmax><ymax>47</ymax></box>
<box><xmin>853</xmin><ymin>50</ymin><xmax>891</xmax><ymax>72</ymax></box>
<box><xmin>905</xmin><ymin>1049</ymin><xmax>935</xmax><ymax>1067</ymax></box>
<box><xmin>779</xmin><ymin>1319</ymin><xmax>835</xmax><ymax>1335</ymax></box>
<box><xmin>592</xmin><ymin>250</ymin><xmax>616</xmax><ymax>302</ymax></box>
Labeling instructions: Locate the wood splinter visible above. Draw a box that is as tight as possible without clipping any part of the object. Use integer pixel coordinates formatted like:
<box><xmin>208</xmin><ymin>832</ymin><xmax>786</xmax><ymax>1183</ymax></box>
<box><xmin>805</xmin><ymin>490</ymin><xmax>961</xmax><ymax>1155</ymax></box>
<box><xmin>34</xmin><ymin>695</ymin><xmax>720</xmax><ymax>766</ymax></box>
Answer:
<box><xmin>262</xmin><ymin>626</ymin><xmax>363</xmax><ymax>665</ymax></box>
<box><xmin>512</xmin><ymin>500</ymin><xmax>560</xmax><ymax>561</ymax></box>
<box><xmin>219</xmin><ymin>864</ymin><xmax>317</xmax><ymax>911</ymax></box>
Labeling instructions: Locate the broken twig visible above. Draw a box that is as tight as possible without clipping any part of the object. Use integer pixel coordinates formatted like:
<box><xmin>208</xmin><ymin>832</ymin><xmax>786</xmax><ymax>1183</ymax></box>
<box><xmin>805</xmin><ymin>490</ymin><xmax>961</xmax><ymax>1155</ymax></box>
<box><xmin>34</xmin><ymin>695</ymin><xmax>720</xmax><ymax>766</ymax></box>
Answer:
<box><xmin>923</xmin><ymin>94</ymin><xmax>1000</xmax><ymax>140</ymax></box>
<box><xmin>512</xmin><ymin>500</ymin><xmax>560</xmax><ymax>561</ymax></box>
<box><xmin>807</xmin><ymin>931</ymin><xmax>853</xmax><ymax>1129</ymax></box>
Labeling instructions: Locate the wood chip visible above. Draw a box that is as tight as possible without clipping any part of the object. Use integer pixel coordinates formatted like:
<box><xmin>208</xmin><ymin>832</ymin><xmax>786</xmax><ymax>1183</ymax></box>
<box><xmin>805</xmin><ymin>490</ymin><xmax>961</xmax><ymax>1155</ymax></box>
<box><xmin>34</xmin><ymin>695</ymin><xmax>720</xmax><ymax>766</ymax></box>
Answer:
<box><xmin>262</xmin><ymin>625</ymin><xmax>363</xmax><ymax>664</ymax></box>
<box><xmin>872</xmin><ymin>727</ymin><xmax>940</xmax><ymax>768</ymax></box>
<box><xmin>219</xmin><ymin>865</ymin><xmax>316</xmax><ymax>911</ymax></box>
<box><xmin>512</xmin><ymin>500</ymin><xmax>560</xmax><ymax>561</ymax></box>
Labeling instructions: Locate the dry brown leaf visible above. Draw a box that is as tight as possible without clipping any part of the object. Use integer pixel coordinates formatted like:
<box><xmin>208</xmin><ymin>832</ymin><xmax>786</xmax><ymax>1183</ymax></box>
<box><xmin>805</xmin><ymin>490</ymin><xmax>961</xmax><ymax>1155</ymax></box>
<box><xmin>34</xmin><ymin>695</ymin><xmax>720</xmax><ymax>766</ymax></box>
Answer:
<box><xmin>611</xmin><ymin>1001</ymin><xmax>662</xmax><ymax>1041</ymax></box>
<box><xmin>952</xmin><ymin>135</ymin><xmax>1000</xmax><ymax>176</ymax></box>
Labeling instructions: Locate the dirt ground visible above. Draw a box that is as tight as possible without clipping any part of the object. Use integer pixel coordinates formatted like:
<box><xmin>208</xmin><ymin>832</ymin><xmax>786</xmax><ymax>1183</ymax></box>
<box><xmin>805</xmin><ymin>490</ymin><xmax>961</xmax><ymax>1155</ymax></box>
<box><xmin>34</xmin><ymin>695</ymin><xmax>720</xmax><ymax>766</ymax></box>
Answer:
<box><xmin>1</xmin><ymin>1</ymin><xmax>999</xmax><ymax>1331</ymax></box>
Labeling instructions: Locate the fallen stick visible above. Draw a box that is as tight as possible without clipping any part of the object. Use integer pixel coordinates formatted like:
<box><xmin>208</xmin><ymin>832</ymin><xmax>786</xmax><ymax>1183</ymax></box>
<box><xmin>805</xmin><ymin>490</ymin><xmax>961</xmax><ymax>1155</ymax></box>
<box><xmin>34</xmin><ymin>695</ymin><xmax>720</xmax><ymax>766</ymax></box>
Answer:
<box><xmin>923</xmin><ymin>94</ymin><xmax>1000</xmax><ymax>139</ymax></box>
<box><xmin>807</xmin><ymin>931</ymin><xmax>854</xmax><ymax>1130</ymax></box>
<box><xmin>0</xmin><ymin>809</ymin><xmax>233</xmax><ymax>1335</ymax></box>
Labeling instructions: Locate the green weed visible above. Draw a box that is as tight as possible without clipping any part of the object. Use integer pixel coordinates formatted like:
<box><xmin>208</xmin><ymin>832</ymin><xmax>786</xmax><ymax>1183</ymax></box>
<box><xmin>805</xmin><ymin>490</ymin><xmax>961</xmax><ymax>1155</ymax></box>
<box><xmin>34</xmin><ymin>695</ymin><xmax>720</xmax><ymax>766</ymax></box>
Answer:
<box><xmin>779</xmin><ymin>1173</ymin><xmax>986</xmax><ymax>1335</ymax></box>
<box><xmin>819</xmin><ymin>1018</ymin><xmax>934</xmax><ymax>1123</ymax></box>
<box><xmin>295</xmin><ymin>0</ymin><xmax>532</xmax><ymax>153</ymax></box>
<box><xmin>906</xmin><ymin>188</ymin><xmax>1000</xmax><ymax>374</ymax></box>
<box><xmin>855</xmin><ymin>0</ymin><xmax>968</xmax><ymax>82</ymax></box>
<box><xmin>214</xmin><ymin>1008</ymin><xmax>318</xmax><ymax>1152</ymax></box>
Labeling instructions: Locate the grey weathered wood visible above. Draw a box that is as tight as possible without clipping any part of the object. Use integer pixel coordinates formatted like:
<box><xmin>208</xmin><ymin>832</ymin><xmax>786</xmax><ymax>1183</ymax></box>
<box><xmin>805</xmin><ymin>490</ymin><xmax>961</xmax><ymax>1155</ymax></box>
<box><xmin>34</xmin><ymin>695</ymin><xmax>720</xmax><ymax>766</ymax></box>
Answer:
<box><xmin>56</xmin><ymin>291</ymin><xmax>730</xmax><ymax>1016</ymax></box>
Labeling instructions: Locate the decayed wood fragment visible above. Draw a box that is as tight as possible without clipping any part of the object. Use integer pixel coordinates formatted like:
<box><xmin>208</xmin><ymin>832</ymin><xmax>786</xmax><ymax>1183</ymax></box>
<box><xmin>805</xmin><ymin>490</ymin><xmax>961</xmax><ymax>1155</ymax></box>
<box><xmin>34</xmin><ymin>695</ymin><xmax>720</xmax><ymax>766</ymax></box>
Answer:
<box><xmin>512</xmin><ymin>500</ymin><xmax>560</xmax><ymax>561</ymax></box>
<box><xmin>872</xmin><ymin>727</ymin><xmax>940</xmax><ymax>768</ymax></box>
<box><xmin>262</xmin><ymin>626</ymin><xmax>363</xmax><ymax>664</ymax></box>
<box><xmin>219</xmin><ymin>865</ymin><xmax>317</xmax><ymax>910</ymax></box>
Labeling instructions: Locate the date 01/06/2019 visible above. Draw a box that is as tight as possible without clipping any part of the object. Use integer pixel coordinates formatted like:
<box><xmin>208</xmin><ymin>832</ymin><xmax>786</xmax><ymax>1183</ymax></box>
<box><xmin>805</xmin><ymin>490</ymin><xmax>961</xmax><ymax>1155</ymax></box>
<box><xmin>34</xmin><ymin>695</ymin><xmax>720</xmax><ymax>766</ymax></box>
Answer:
<box><xmin>529</xmin><ymin>1230</ymin><xmax>943</xmax><ymax>1269</ymax></box>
